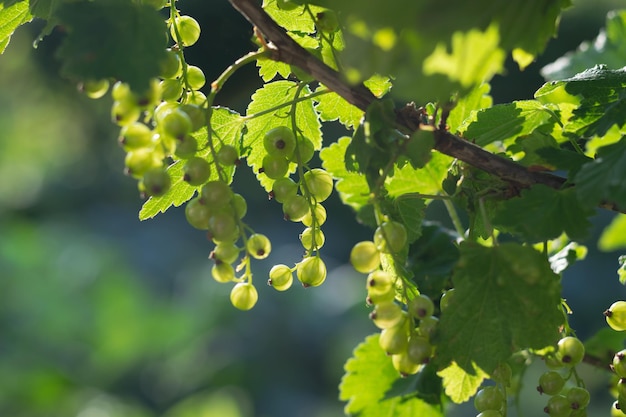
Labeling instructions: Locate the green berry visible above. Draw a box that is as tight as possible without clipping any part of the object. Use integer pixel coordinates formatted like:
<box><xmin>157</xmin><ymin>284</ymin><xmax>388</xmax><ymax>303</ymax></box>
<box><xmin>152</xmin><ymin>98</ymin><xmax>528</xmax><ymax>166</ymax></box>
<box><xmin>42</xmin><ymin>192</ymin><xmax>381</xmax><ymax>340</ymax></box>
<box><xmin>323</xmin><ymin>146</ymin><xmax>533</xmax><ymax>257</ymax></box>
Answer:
<box><xmin>268</xmin><ymin>264</ymin><xmax>293</xmax><ymax>291</ymax></box>
<box><xmin>230</xmin><ymin>283</ymin><xmax>258</xmax><ymax>310</ymax></box>
<box><xmin>350</xmin><ymin>241</ymin><xmax>380</xmax><ymax>274</ymax></box>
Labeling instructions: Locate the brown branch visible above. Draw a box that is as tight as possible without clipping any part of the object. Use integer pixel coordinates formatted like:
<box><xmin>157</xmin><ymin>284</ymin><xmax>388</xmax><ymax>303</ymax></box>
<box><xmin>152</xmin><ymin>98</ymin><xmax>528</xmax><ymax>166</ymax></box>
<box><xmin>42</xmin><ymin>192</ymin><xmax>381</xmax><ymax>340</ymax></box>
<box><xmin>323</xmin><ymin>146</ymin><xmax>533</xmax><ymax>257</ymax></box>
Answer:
<box><xmin>228</xmin><ymin>0</ymin><xmax>624</xmax><ymax>212</ymax></box>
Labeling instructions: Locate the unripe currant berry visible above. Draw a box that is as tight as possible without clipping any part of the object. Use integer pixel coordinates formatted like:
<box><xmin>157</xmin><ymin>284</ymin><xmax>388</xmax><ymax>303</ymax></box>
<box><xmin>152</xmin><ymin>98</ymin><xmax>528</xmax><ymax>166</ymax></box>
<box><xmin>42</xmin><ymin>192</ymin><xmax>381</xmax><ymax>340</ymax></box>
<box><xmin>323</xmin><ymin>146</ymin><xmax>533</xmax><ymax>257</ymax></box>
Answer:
<box><xmin>350</xmin><ymin>241</ymin><xmax>380</xmax><ymax>274</ymax></box>
<box><xmin>212</xmin><ymin>262</ymin><xmax>235</xmax><ymax>283</ymax></box>
<box><xmin>246</xmin><ymin>233</ymin><xmax>271</xmax><ymax>259</ymax></box>
<box><xmin>171</xmin><ymin>15</ymin><xmax>201</xmax><ymax>47</ymax></box>
<box><xmin>613</xmin><ymin>350</ymin><xmax>626</xmax><ymax>378</ymax></box>
<box><xmin>186</xmin><ymin>65</ymin><xmax>206</xmax><ymax>90</ymax></box>
<box><xmin>302</xmin><ymin>168</ymin><xmax>333</xmax><ymax>202</ymax></box>
<box><xmin>262</xmin><ymin>154</ymin><xmax>289</xmax><ymax>179</ymax></box>
<box><xmin>379</xmin><ymin>320</ymin><xmax>409</xmax><ymax>354</ymax></box>
<box><xmin>268</xmin><ymin>264</ymin><xmax>294</xmax><ymax>291</ymax></box>
<box><xmin>183</xmin><ymin>156</ymin><xmax>211</xmax><ymax>186</ymax></box>
<box><xmin>142</xmin><ymin>167</ymin><xmax>171</xmax><ymax>197</ymax></box>
<box><xmin>391</xmin><ymin>351</ymin><xmax>421</xmax><ymax>377</ymax></box>
<box><xmin>408</xmin><ymin>294</ymin><xmax>435</xmax><ymax>320</ymax></box>
<box><xmin>212</xmin><ymin>242</ymin><xmax>240</xmax><ymax>264</ymax></box>
<box><xmin>271</xmin><ymin>177</ymin><xmax>298</xmax><ymax>203</ymax></box>
<box><xmin>230</xmin><ymin>283</ymin><xmax>258</xmax><ymax>310</ymax></box>
<box><xmin>185</xmin><ymin>197</ymin><xmax>211</xmax><ymax>230</ymax></box>
<box><xmin>80</xmin><ymin>78</ymin><xmax>110</xmax><ymax>99</ymax></box>
<box><xmin>302</xmin><ymin>203</ymin><xmax>326</xmax><ymax>227</ymax></box>
<box><xmin>605</xmin><ymin>301</ymin><xmax>626</xmax><ymax>331</ymax></box>
<box><xmin>556</xmin><ymin>336</ymin><xmax>585</xmax><ymax>367</ymax></box>
<box><xmin>374</xmin><ymin>221</ymin><xmax>408</xmax><ymax>254</ymax></box>
<box><xmin>474</xmin><ymin>386</ymin><xmax>505</xmax><ymax>413</ymax></box>
<box><xmin>296</xmin><ymin>256</ymin><xmax>327</xmax><ymax>287</ymax></box>
<box><xmin>216</xmin><ymin>145</ymin><xmax>239</xmax><ymax>166</ymax></box>
<box><xmin>264</xmin><ymin>126</ymin><xmax>296</xmax><ymax>158</ymax></box>
<box><xmin>369</xmin><ymin>301</ymin><xmax>404</xmax><ymax>329</ymax></box>
<box><xmin>282</xmin><ymin>194</ymin><xmax>310</xmax><ymax>222</ymax></box>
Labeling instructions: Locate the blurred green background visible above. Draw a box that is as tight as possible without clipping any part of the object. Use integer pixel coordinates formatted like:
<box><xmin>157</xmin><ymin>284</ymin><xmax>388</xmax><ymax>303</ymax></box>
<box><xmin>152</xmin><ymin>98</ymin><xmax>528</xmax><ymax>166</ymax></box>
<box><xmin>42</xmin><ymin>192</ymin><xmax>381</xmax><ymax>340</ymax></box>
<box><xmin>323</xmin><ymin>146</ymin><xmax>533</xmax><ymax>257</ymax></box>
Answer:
<box><xmin>1</xmin><ymin>1</ymin><xmax>625</xmax><ymax>416</ymax></box>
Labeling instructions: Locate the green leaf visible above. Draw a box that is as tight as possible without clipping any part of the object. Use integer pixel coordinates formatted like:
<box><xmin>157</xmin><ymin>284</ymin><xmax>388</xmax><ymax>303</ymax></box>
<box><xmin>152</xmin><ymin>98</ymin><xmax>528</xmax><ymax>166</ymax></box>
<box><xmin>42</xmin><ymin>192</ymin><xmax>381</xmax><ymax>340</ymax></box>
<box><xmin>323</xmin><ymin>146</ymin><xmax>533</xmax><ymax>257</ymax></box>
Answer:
<box><xmin>599</xmin><ymin>214</ymin><xmax>626</xmax><ymax>252</ymax></box>
<box><xmin>394</xmin><ymin>195</ymin><xmax>426</xmax><ymax>244</ymax></box>
<box><xmin>574</xmin><ymin>137</ymin><xmax>626</xmax><ymax>210</ymax></box>
<box><xmin>320</xmin><ymin>136</ymin><xmax>370</xmax><ymax>210</ymax></box>
<box><xmin>400</xmin><ymin>130</ymin><xmax>434</xmax><ymax>170</ymax></box>
<box><xmin>437</xmin><ymin>361</ymin><xmax>488</xmax><ymax>404</ymax></box>
<box><xmin>339</xmin><ymin>334</ymin><xmax>443</xmax><ymax>417</ymax></box>
<box><xmin>435</xmin><ymin>243</ymin><xmax>563</xmax><ymax>375</ymax></box>
<box><xmin>314</xmin><ymin>88</ymin><xmax>363</xmax><ymax>129</ymax></box>
<box><xmin>423</xmin><ymin>24</ymin><xmax>505</xmax><ymax>90</ymax></box>
<box><xmin>244</xmin><ymin>80</ymin><xmax>322</xmax><ymax>191</ymax></box>
<box><xmin>334</xmin><ymin>0</ymin><xmax>568</xmax><ymax>101</ymax></box>
<box><xmin>538</xmin><ymin>66</ymin><xmax>626</xmax><ymax>137</ymax></box>
<box><xmin>55</xmin><ymin>0</ymin><xmax>167</xmax><ymax>91</ymax></box>
<box><xmin>139</xmin><ymin>108</ymin><xmax>244</xmax><ymax>220</ymax></box>
<box><xmin>542</xmin><ymin>10</ymin><xmax>626</xmax><ymax>81</ymax></box>
<box><xmin>0</xmin><ymin>0</ymin><xmax>31</xmax><ymax>54</ymax></box>
<box><xmin>386</xmin><ymin>152</ymin><xmax>453</xmax><ymax>198</ymax></box>
<box><xmin>256</xmin><ymin>33</ymin><xmax>318</xmax><ymax>82</ymax></box>
<box><xmin>408</xmin><ymin>224</ymin><xmax>460</xmax><ymax>298</ymax></box>
<box><xmin>463</xmin><ymin>100</ymin><xmax>554</xmax><ymax>147</ymax></box>
<box><xmin>493</xmin><ymin>185</ymin><xmax>594</xmax><ymax>242</ymax></box>
<box><xmin>448</xmin><ymin>83</ymin><xmax>492</xmax><ymax>134</ymax></box>
<box><xmin>263</xmin><ymin>0</ymin><xmax>324</xmax><ymax>34</ymax></box>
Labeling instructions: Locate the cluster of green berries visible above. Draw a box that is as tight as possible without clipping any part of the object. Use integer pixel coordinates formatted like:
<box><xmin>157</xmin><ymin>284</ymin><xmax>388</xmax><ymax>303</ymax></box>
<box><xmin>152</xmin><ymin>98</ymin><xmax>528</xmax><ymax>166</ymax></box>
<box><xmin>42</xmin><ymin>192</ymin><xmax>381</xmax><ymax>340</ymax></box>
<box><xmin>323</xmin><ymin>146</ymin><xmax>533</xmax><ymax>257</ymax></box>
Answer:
<box><xmin>611</xmin><ymin>350</ymin><xmax>626</xmax><ymax>415</ymax></box>
<box><xmin>264</xmin><ymin>126</ymin><xmax>333</xmax><ymax>290</ymax></box>
<box><xmin>536</xmin><ymin>336</ymin><xmax>589</xmax><ymax>417</ymax></box>
<box><xmin>349</xmin><ymin>220</ymin><xmax>438</xmax><ymax>376</ymax></box>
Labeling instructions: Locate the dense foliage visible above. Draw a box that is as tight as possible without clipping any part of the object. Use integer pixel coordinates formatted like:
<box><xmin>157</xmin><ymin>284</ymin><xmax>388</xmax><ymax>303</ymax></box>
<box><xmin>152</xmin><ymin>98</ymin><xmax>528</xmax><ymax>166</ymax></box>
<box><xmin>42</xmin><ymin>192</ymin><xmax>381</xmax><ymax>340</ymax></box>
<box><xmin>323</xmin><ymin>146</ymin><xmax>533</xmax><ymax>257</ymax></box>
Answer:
<box><xmin>3</xmin><ymin>0</ymin><xmax>626</xmax><ymax>416</ymax></box>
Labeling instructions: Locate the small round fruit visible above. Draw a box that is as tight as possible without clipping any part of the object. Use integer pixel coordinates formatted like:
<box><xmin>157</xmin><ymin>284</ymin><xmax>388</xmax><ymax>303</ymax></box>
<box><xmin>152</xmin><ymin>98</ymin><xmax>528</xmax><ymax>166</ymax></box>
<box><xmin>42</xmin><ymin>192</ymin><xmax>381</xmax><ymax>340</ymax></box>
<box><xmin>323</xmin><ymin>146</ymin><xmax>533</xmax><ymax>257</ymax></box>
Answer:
<box><xmin>174</xmin><ymin>134</ymin><xmax>198</xmax><ymax>159</ymax></box>
<box><xmin>289</xmin><ymin>136</ymin><xmax>315</xmax><ymax>164</ymax></box>
<box><xmin>613</xmin><ymin>350</ymin><xmax>626</xmax><ymax>378</ymax></box>
<box><xmin>474</xmin><ymin>386</ymin><xmax>505</xmax><ymax>413</ymax></box>
<box><xmin>217</xmin><ymin>145</ymin><xmax>239</xmax><ymax>166</ymax></box>
<box><xmin>408</xmin><ymin>294</ymin><xmax>435</xmax><ymax>320</ymax></box>
<box><xmin>299</xmin><ymin>227</ymin><xmax>325</xmax><ymax>250</ymax></box>
<box><xmin>350</xmin><ymin>241</ymin><xmax>380</xmax><ymax>273</ymax></box>
<box><xmin>142</xmin><ymin>167</ymin><xmax>171</xmax><ymax>197</ymax></box>
<box><xmin>379</xmin><ymin>320</ymin><xmax>409</xmax><ymax>354</ymax></box>
<box><xmin>208</xmin><ymin>211</ymin><xmax>238</xmax><ymax>242</ymax></box>
<box><xmin>296</xmin><ymin>256</ymin><xmax>327</xmax><ymax>287</ymax></box>
<box><xmin>186</xmin><ymin>65</ymin><xmax>206</xmax><ymax>90</ymax></box>
<box><xmin>81</xmin><ymin>79</ymin><xmax>109</xmax><ymax>99</ymax></box>
<box><xmin>491</xmin><ymin>362</ymin><xmax>512</xmax><ymax>386</ymax></box>
<box><xmin>201</xmin><ymin>180</ymin><xmax>232</xmax><ymax>208</ymax></box>
<box><xmin>160</xmin><ymin>108</ymin><xmax>192</xmax><ymax>140</ymax></box>
<box><xmin>316</xmin><ymin>10</ymin><xmax>339</xmax><ymax>33</ymax></box>
<box><xmin>271</xmin><ymin>177</ymin><xmax>298</xmax><ymax>203</ymax></box>
<box><xmin>407</xmin><ymin>335</ymin><xmax>433</xmax><ymax>364</ymax></box>
<box><xmin>264</xmin><ymin>126</ymin><xmax>296</xmax><ymax>157</ymax></box>
<box><xmin>119</xmin><ymin>122</ymin><xmax>153</xmax><ymax>150</ymax></box>
<box><xmin>391</xmin><ymin>351</ymin><xmax>421</xmax><ymax>377</ymax></box>
<box><xmin>171</xmin><ymin>15</ymin><xmax>201</xmax><ymax>47</ymax></box>
<box><xmin>566</xmin><ymin>386</ymin><xmax>590</xmax><ymax>409</ymax></box>
<box><xmin>282</xmin><ymin>194</ymin><xmax>310</xmax><ymax>222</ymax></box>
<box><xmin>556</xmin><ymin>336</ymin><xmax>585</xmax><ymax>367</ymax></box>
<box><xmin>440</xmin><ymin>288</ymin><xmax>456</xmax><ymax>311</ymax></box>
<box><xmin>124</xmin><ymin>148</ymin><xmax>161</xmax><ymax>177</ymax></box>
<box><xmin>537</xmin><ymin>371</ymin><xmax>565</xmax><ymax>395</ymax></box>
<box><xmin>302</xmin><ymin>203</ymin><xmax>326</xmax><ymax>227</ymax></box>
<box><xmin>276</xmin><ymin>0</ymin><xmax>298</xmax><ymax>10</ymax></box>
<box><xmin>544</xmin><ymin>394</ymin><xmax>570</xmax><ymax>417</ymax></box>
<box><xmin>230</xmin><ymin>283</ymin><xmax>258</xmax><ymax>310</ymax></box>
<box><xmin>302</xmin><ymin>168</ymin><xmax>333</xmax><ymax>202</ymax></box>
<box><xmin>232</xmin><ymin>193</ymin><xmax>247</xmax><ymax>219</ymax></box>
<box><xmin>160</xmin><ymin>48</ymin><xmax>183</xmax><ymax>79</ymax></box>
<box><xmin>605</xmin><ymin>301</ymin><xmax>626</xmax><ymax>331</ymax></box>
<box><xmin>185</xmin><ymin>197</ymin><xmax>211</xmax><ymax>230</ymax></box>
<box><xmin>213</xmin><ymin>242</ymin><xmax>240</xmax><ymax>264</ymax></box>
<box><xmin>262</xmin><ymin>154</ymin><xmax>289</xmax><ymax>179</ymax></box>
<box><xmin>160</xmin><ymin>78</ymin><xmax>184</xmax><ymax>102</ymax></box>
<box><xmin>374</xmin><ymin>221</ymin><xmax>408</xmax><ymax>253</ymax></box>
<box><xmin>183</xmin><ymin>157</ymin><xmax>211</xmax><ymax>186</ymax></box>
<box><xmin>268</xmin><ymin>264</ymin><xmax>293</xmax><ymax>291</ymax></box>
<box><xmin>212</xmin><ymin>262</ymin><xmax>235</xmax><ymax>283</ymax></box>
<box><xmin>111</xmin><ymin>100</ymin><xmax>141</xmax><ymax>126</ymax></box>
<box><xmin>369</xmin><ymin>301</ymin><xmax>404</xmax><ymax>329</ymax></box>
<box><xmin>419</xmin><ymin>316</ymin><xmax>439</xmax><ymax>339</ymax></box>
<box><xmin>246</xmin><ymin>233</ymin><xmax>271</xmax><ymax>259</ymax></box>
<box><xmin>366</xmin><ymin>270</ymin><xmax>395</xmax><ymax>296</ymax></box>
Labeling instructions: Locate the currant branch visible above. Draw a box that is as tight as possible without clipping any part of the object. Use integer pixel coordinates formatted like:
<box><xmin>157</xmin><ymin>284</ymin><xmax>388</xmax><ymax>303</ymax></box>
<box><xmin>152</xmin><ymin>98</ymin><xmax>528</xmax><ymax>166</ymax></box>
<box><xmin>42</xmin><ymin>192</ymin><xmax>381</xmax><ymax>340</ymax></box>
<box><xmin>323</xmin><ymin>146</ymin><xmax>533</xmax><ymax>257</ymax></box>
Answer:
<box><xmin>228</xmin><ymin>0</ymin><xmax>626</xmax><ymax>214</ymax></box>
